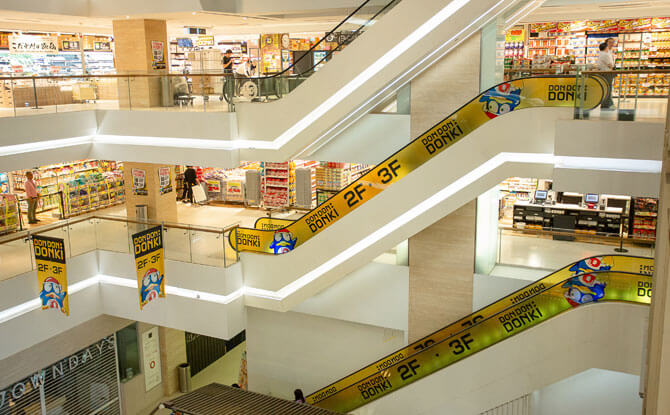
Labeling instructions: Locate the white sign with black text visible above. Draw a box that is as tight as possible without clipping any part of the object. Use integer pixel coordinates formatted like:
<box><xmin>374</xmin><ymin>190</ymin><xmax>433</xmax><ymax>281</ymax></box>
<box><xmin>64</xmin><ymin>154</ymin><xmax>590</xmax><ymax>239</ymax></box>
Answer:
<box><xmin>142</xmin><ymin>327</ymin><xmax>162</xmax><ymax>391</ymax></box>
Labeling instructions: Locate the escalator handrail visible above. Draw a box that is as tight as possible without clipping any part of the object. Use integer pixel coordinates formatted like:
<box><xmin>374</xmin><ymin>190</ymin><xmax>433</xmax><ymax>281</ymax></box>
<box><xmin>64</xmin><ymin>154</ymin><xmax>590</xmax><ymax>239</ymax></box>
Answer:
<box><xmin>306</xmin><ymin>254</ymin><xmax>653</xmax><ymax>404</ymax></box>
<box><xmin>312</xmin><ymin>269</ymin><xmax>651</xmax><ymax>411</ymax></box>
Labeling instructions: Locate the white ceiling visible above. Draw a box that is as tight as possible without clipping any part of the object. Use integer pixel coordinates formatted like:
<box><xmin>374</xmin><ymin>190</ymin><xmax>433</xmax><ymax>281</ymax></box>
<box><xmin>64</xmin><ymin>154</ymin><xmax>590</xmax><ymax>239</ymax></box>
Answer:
<box><xmin>0</xmin><ymin>3</ymin><xmax>379</xmax><ymax>37</ymax></box>
<box><xmin>0</xmin><ymin>1</ymin><xmax>669</xmax><ymax>38</ymax></box>
<box><xmin>523</xmin><ymin>0</ymin><xmax>670</xmax><ymax>22</ymax></box>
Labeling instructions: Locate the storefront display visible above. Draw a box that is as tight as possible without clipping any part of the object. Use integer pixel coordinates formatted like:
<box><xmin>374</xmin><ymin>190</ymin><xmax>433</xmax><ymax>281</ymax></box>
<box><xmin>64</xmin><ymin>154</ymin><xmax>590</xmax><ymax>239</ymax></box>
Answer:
<box><xmin>505</xmin><ymin>16</ymin><xmax>670</xmax><ymax>97</ymax></box>
<box><xmin>498</xmin><ymin>177</ymin><xmax>656</xmax><ymax>242</ymax></box>
<box><xmin>0</xmin><ymin>32</ymin><xmax>115</xmax><ymax>76</ymax></box>
<box><xmin>5</xmin><ymin>160</ymin><xmax>124</xmax><ymax>220</ymax></box>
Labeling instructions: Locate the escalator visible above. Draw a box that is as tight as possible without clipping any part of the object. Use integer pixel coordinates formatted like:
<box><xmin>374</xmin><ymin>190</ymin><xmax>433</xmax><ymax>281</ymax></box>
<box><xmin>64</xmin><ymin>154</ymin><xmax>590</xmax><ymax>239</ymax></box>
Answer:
<box><xmin>235</xmin><ymin>0</ymin><xmax>538</xmax><ymax>156</ymax></box>
<box><xmin>231</xmin><ymin>75</ymin><xmax>606</xmax><ymax>254</ymax></box>
<box><xmin>223</xmin><ymin>0</ymin><xmax>400</xmax><ymax>105</ymax></box>
<box><xmin>305</xmin><ymin>255</ymin><xmax>653</xmax><ymax>413</ymax></box>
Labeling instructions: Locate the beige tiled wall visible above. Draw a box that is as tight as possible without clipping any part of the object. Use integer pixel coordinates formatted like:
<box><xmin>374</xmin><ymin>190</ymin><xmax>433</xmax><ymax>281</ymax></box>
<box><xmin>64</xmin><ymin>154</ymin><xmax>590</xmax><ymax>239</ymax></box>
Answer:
<box><xmin>112</xmin><ymin>19</ymin><xmax>167</xmax><ymax>108</ymax></box>
<box><xmin>159</xmin><ymin>326</ymin><xmax>187</xmax><ymax>396</ymax></box>
<box><xmin>407</xmin><ymin>34</ymin><xmax>481</xmax><ymax>342</ymax></box>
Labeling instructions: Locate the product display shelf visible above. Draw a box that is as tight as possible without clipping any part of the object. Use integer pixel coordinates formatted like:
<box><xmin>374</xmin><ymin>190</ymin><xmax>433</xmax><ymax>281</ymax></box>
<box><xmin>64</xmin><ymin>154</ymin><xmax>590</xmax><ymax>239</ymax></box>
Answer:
<box><xmin>18</xmin><ymin>192</ymin><xmax>61</xmax><ymax>214</ymax></box>
<box><xmin>0</xmin><ymin>173</ymin><xmax>9</xmax><ymax>193</ymax></box>
<box><xmin>262</xmin><ymin>161</ymin><xmax>291</xmax><ymax>208</ymax></box>
<box><xmin>630</xmin><ymin>197</ymin><xmax>657</xmax><ymax>241</ymax></box>
<box><xmin>0</xmin><ymin>194</ymin><xmax>19</xmax><ymax>234</ymax></box>
<box><xmin>315</xmin><ymin>162</ymin><xmax>373</xmax><ymax>206</ymax></box>
<box><xmin>60</xmin><ymin>178</ymin><xmax>125</xmax><ymax>218</ymax></box>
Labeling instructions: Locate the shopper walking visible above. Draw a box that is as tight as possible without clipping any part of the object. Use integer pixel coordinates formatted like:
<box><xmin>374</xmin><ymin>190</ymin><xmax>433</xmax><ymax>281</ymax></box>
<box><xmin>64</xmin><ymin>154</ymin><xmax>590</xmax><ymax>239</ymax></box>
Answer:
<box><xmin>182</xmin><ymin>166</ymin><xmax>198</xmax><ymax>204</ymax></box>
<box><xmin>597</xmin><ymin>38</ymin><xmax>616</xmax><ymax>109</ymax></box>
<box><xmin>294</xmin><ymin>389</ymin><xmax>306</xmax><ymax>404</ymax></box>
<box><xmin>24</xmin><ymin>171</ymin><xmax>40</xmax><ymax>224</ymax></box>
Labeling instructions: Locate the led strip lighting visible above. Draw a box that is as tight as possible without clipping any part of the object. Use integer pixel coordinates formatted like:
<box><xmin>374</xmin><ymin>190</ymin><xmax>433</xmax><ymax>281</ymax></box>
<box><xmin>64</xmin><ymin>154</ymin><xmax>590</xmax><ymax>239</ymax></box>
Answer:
<box><xmin>0</xmin><ymin>274</ymin><xmax>245</xmax><ymax>324</ymax></box>
<box><xmin>0</xmin><ymin>152</ymin><xmax>660</xmax><ymax>325</ymax></box>
<box><xmin>0</xmin><ymin>136</ymin><xmax>93</xmax><ymax>156</ymax></box>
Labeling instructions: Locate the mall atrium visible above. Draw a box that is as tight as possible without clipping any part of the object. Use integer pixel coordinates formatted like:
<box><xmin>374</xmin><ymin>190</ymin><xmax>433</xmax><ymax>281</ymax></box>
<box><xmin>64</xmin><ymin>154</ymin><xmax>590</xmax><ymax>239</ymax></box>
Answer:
<box><xmin>0</xmin><ymin>0</ymin><xmax>669</xmax><ymax>414</ymax></box>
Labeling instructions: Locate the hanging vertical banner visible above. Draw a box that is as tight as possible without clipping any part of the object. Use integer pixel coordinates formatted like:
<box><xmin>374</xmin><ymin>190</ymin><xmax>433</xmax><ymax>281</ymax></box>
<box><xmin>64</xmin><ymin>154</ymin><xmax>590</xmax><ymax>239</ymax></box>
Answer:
<box><xmin>33</xmin><ymin>235</ymin><xmax>69</xmax><ymax>316</ymax></box>
<box><xmin>132</xmin><ymin>226</ymin><xmax>165</xmax><ymax>310</ymax></box>
<box><xmin>158</xmin><ymin>167</ymin><xmax>172</xmax><ymax>195</ymax></box>
<box><xmin>132</xmin><ymin>168</ymin><xmax>148</xmax><ymax>196</ymax></box>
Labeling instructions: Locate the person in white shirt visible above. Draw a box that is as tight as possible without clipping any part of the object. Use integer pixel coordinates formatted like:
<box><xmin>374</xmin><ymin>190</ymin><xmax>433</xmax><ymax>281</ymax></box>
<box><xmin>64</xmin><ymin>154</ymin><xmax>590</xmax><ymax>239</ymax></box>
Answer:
<box><xmin>597</xmin><ymin>38</ymin><xmax>616</xmax><ymax>109</ymax></box>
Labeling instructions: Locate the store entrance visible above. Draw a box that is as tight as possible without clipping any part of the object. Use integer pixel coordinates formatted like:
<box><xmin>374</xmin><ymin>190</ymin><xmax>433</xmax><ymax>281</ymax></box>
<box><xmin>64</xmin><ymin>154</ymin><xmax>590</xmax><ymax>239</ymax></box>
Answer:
<box><xmin>477</xmin><ymin>177</ymin><xmax>656</xmax><ymax>279</ymax></box>
<box><xmin>0</xmin><ymin>159</ymin><xmax>374</xmax><ymax>235</ymax></box>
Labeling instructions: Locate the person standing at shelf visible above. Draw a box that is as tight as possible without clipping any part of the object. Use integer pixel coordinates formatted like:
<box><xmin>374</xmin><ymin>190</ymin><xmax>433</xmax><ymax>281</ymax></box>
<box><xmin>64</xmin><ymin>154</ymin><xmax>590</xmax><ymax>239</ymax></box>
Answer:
<box><xmin>24</xmin><ymin>171</ymin><xmax>40</xmax><ymax>224</ymax></box>
<box><xmin>597</xmin><ymin>38</ymin><xmax>616</xmax><ymax>110</ymax></box>
<box><xmin>223</xmin><ymin>49</ymin><xmax>234</xmax><ymax>74</ymax></box>
<box><xmin>181</xmin><ymin>166</ymin><xmax>198</xmax><ymax>204</ymax></box>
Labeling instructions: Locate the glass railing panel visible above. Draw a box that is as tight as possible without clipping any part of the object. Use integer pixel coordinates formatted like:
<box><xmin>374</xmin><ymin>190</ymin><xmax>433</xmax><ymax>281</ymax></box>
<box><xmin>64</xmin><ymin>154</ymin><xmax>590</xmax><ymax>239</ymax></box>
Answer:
<box><xmin>163</xmin><ymin>225</ymin><xmax>191</xmax><ymax>263</ymax></box>
<box><xmin>0</xmin><ymin>235</ymin><xmax>33</xmax><ymax>281</ymax></box>
<box><xmin>574</xmin><ymin>69</ymin><xmax>669</xmax><ymax>121</ymax></box>
<box><xmin>223</xmin><ymin>230</ymin><xmax>239</xmax><ymax>268</ymax></box>
<box><xmin>190</xmin><ymin>229</ymin><xmax>225</xmax><ymax>267</ymax></box>
<box><xmin>68</xmin><ymin>218</ymin><xmax>97</xmax><ymax>257</ymax></box>
<box><xmin>11</xmin><ymin>77</ymin><xmax>56</xmax><ymax>117</ymax></box>
<box><xmin>95</xmin><ymin>217</ymin><xmax>130</xmax><ymax>254</ymax></box>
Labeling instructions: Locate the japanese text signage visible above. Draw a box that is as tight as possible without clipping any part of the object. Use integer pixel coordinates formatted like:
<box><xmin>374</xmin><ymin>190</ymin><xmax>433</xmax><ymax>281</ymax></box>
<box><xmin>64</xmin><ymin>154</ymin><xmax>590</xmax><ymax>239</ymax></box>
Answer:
<box><xmin>142</xmin><ymin>327</ymin><xmax>162</xmax><ymax>390</ymax></box>
<box><xmin>33</xmin><ymin>235</ymin><xmax>69</xmax><ymax>316</ymax></box>
<box><xmin>132</xmin><ymin>168</ymin><xmax>147</xmax><ymax>196</ymax></box>
<box><xmin>151</xmin><ymin>41</ymin><xmax>166</xmax><ymax>70</ymax></box>
<box><xmin>132</xmin><ymin>226</ymin><xmax>165</xmax><ymax>310</ymax></box>
<box><xmin>9</xmin><ymin>35</ymin><xmax>58</xmax><ymax>54</ymax></box>
<box><xmin>158</xmin><ymin>167</ymin><xmax>172</xmax><ymax>195</ymax></box>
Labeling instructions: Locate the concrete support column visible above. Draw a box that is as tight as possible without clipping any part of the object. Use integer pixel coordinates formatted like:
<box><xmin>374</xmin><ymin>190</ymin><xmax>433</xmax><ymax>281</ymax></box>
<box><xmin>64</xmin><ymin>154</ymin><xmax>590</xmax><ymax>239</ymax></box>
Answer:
<box><xmin>643</xmin><ymin>96</ymin><xmax>670</xmax><ymax>414</ymax></box>
<box><xmin>112</xmin><ymin>19</ymin><xmax>167</xmax><ymax>108</ymax></box>
<box><xmin>122</xmin><ymin>162</ymin><xmax>177</xmax><ymax>223</ymax></box>
<box><xmin>407</xmin><ymin>34</ymin><xmax>481</xmax><ymax>342</ymax></box>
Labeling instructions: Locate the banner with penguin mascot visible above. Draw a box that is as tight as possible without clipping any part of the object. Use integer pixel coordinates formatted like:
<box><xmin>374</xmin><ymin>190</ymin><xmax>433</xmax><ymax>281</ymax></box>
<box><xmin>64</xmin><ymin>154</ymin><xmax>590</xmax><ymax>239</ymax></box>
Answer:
<box><xmin>132</xmin><ymin>225</ymin><xmax>166</xmax><ymax>310</ymax></box>
<box><xmin>33</xmin><ymin>235</ymin><xmax>69</xmax><ymax>315</ymax></box>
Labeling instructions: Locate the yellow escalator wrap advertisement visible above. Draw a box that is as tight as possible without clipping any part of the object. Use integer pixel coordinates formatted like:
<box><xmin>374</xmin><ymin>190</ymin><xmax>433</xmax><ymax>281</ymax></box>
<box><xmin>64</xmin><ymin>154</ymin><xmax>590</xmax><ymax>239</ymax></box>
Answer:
<box><xmin>132</xmin><ymin>225</ymin><xmax>166</xmax><ymax>310</ymax></box>
<box><xmin>314</xmin><ymin>270</ymin><xmax>651</xmax><ymax>413</ymax></box>
<box><xmin>254</xmin><ymin>217</ymin><xmax>295</xmax><ymax>231</ymax></box>
<box><xmin>34</xmin><ymin>235</ymin><xmax>69</xmax><ymax>316</ymax></box>
<box><xmin>230</xmin><ymin>76</ymin><xmax>605</xmax><ymax>254</ymax></box>
<box><xmin>307</xmin><ymin>255</ymin><xmax>652</xmax><ymax>406</ymax></box>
